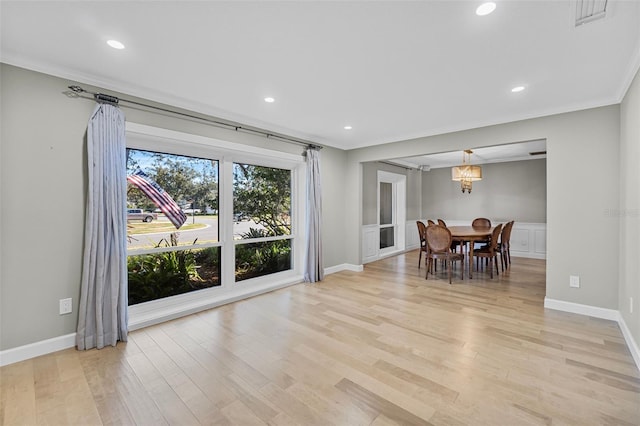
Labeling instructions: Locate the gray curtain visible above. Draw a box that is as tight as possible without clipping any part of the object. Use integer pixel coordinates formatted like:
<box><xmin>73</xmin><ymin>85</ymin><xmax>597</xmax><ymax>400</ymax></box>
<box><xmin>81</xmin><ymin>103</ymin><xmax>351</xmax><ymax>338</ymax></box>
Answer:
<box><xmin>304</xmin><ymin>146</ymin><xmax>323</xmax><ymax>282</ymax></box>
<box><xmin>76</xmin><ymin>103</ymin><xmax>128</xmax><ymax>350</ymax></box>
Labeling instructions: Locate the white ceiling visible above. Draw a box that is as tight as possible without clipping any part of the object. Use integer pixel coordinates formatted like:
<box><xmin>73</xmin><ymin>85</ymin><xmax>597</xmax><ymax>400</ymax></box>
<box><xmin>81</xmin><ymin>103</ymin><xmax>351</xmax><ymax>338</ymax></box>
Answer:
<box><xmin>2</xmin><ymin>1</ymin><xmax>639</xmax><ymax>150</ymax></box>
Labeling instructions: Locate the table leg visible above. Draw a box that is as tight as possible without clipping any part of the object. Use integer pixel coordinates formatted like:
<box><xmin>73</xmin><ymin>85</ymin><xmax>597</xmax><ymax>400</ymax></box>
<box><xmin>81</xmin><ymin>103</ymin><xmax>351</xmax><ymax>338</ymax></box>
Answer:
<box><xmin>454</xmin><ymin>238</ymin><xmax>465</xmax><ymax>279</ymax></box>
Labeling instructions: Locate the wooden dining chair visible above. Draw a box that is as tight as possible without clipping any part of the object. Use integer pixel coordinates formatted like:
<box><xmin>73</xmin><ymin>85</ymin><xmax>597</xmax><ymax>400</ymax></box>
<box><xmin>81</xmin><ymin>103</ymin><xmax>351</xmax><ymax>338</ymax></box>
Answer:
<box><xmin>471</xmin><ymin>217</ymin><xmax>492</xmax><ymax>248</ymax></box>
<box><xmin>423</xmin><ymin>220</ymin><xmax>441</xmax><ymax>272</ymax></box>
<box><xmin>416</xmin><ymin>221</ymin><xmax>429</xmax><ymax>269</ymax></box>
<box><xmin>497</xmin><ymin>221</ymin><xmax>514</xmax><ymax>271</ymax></box>
<box><xmin>437</xmin><ymin>218</ymin><xmax>462</xmax><ymax>253</ymax></box>
<box><xmin>473</xmin><ymin>223</ymin><xmax>503</xmax><ymax>279</ymax></box>
<box><xmin>472</xmin><ymin>217</ymin><xmax>491</xmax><ymax>227</ymax></box>
<box><xmin>425</xmin><ymin>225</ymin><xmax>464</xmax><ymax>284</ymax></box>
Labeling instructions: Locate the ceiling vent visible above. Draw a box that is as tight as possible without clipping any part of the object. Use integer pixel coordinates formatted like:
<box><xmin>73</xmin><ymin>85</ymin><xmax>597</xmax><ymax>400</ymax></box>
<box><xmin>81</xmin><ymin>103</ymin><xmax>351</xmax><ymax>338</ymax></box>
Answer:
<box><xmin>575</xmin><ymin>0</ymin><xmax>607</xmax><ymax>26</ymax></box>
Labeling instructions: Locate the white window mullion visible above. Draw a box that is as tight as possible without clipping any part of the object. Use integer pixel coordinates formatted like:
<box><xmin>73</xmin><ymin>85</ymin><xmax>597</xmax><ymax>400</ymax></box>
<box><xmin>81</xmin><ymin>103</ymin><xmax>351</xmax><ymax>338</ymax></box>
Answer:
<box><xmin>220</xmin><ymin>156</ymin><xmax>235</xmax><ymax>288</ymax></box>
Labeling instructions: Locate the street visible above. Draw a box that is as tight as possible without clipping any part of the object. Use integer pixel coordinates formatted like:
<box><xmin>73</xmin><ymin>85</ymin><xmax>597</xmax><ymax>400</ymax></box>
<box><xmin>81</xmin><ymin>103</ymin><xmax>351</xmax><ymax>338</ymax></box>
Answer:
<box><xmin>127</xmin><ymin>215</ymin><xmax>266</xmax><ymax>250</ymax></box>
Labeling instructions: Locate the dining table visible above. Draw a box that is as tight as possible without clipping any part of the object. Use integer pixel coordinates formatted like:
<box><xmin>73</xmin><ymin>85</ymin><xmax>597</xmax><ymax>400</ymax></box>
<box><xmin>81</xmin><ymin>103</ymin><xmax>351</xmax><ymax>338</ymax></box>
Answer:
<box><xmin>448</xmin><ymin>226</ymin><xmax>494</xmax><ymax>279</ymax></box>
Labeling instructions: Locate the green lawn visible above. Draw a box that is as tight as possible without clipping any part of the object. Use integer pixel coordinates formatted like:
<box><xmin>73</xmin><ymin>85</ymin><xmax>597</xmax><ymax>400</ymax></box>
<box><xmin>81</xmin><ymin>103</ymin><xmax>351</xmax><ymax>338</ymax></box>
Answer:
<box><xmin>127</xmin><ymin>221</ymin><xmax>206</xmax><ymax>235</ymax></box>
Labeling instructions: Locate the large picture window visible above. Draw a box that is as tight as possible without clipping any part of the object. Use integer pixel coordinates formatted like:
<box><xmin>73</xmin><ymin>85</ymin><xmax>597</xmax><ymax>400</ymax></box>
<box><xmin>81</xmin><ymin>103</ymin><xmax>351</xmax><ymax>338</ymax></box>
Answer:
<box><xmin>125</xmin><ymin>123</ymin><xmax>304</xmax><ymax>314</ymax></box>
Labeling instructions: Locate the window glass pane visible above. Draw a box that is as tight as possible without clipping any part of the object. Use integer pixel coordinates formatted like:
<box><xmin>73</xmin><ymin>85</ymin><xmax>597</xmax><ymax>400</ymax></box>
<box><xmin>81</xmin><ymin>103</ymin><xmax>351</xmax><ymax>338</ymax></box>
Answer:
<box><xmin>380</xmin><ymin>227</ymin><xmax>395</xmax><ymax>249</ymax></box>
<box><xmin>128</xmin><ymin>247</ymin><xmax>221</xmax><ymax>305</ymax></box>
<box><xmin>126</xmin><ymin>149</ymin><xmax>219</xmax><ymax>250</ymax></box>
<box><xmin>233</xmin><ymin>163</ymin><xmax>291</xmax><ymax>240</ymax></box>
<box><xmin>380</xmin><ymin>182</ymin><xmax>393</xmax><ymax>225</ymax></box>
<box><xmin>235</xmin><ymin>240</ymin><xmax>292</xmax><ymax>282</ymax></box>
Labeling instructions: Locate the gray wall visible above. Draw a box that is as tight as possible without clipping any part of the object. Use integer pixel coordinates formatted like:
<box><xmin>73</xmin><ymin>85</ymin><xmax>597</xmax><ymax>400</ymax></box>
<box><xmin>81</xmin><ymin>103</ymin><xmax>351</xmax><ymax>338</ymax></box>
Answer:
<box><xmin>619</xmin><ymin>67</ymin><xmax>640</xmax><ymax>348</ymax></box>
<box><xmin>318</xmin><ymin>145</ymin><xmax>349</xmax><ymax>268</ymax></box>
<box><xmin>361</xmin><ymin>162</ymin><xmax>422</xmax><ymax>225</ymax></box>
<box><xmin>344</xmin><ymin>104</ymin><xmax>620</xmax><ymax>314</ymax></box>
<box><xmin>0</xmin><ymin>64</ymin><xmax>348</xmax><ymax>351</ymax></box>
<box><xmin>421</xmin><ymin>159</ymin><xmax>546</xmax><ymax>223</ymax></box>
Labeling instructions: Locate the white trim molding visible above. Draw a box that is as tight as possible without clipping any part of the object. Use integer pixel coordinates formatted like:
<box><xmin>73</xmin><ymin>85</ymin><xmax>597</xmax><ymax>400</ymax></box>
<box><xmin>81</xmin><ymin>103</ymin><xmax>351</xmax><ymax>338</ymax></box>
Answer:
<box><xmin>618</xmin><ymin>316</ymin><xmax>640</xmax><ymax>370</ymax></box>
<box><xmin>0</xmin><ymin>333</ymin><xmax>76</xmax><ymax>367</ymax></box>
<box><xmin>324</xmin><ymin>263</ymin><xmax>364</xmax><ymax>275</ymax></box>
<box><xmin>544</xmin><ymin>297</ymin><xmax>640</xmax><ymax>370</ymax></box>
<box><xmin>544</xmin><ymin>297</ymin><xmax>619</xmax><ymax>320</ymax></box>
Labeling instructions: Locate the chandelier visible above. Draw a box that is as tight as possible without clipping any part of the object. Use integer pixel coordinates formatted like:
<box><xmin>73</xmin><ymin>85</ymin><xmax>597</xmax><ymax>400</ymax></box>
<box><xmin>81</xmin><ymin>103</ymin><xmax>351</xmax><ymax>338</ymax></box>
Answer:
<box><xmin>451</xmin><ymin>150</ymin><xmax>482</xmax><ymax>193</ymax></box>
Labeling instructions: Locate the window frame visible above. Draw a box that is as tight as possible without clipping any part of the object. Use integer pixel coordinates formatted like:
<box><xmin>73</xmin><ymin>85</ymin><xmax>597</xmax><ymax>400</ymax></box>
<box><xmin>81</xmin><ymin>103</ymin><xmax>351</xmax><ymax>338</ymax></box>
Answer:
<box><xmin>125</xmin><ymin>123</ymin><xmax>306</xmax><ymax>330</ymax></box>
<box><xmin>377</xmin><ymin>170</ymin><xmax>406</xmax><ymax>256</ymax></box>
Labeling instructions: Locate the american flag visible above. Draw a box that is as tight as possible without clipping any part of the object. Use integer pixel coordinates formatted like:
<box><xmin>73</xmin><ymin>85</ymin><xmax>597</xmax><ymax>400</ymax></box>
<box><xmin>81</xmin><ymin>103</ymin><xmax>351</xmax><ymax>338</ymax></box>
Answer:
<box><xmin>127</xmin><ymin>169</ymin><xmax>187</xmax><ymax>229</ymax></box>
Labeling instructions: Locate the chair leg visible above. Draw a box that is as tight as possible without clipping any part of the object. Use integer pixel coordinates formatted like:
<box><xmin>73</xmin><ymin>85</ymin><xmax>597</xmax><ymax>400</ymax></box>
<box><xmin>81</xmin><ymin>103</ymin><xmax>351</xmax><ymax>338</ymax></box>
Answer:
<box><xmin>494</xmin><ymin>255</ymin><xmax>499</xmax><ymax>276</ymax></box>
<box><xmin>418</xmin><ymin>251</ymin><xmax>422</xmax><ymax>269</ymax></box>
<box><xmin>489</xmin><ymin>257</ymin><xmax>493</xmax><ymax>279</ymax></box>
<box><xmin>425</xmin><ymin>258</ymin><xmax>431</xmax><ymax>279</ymax></box>
<box><xmin>447</xmin><ymin>260</ymin><xmax>452</xmax><ymax>284</ymax></box>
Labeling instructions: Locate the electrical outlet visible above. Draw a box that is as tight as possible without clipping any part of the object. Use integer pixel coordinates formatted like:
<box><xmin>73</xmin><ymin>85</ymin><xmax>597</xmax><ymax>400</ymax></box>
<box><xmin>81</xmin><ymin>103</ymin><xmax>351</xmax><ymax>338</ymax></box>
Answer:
<box><xmin>59</xmin><ymin>298</ymin><xmax>72</xmax><ymax>315</ymax></box>
<box><xmin>569</xmin><ymin>275</ymin><xmax>580</xmax><ymax>288</ymax></box>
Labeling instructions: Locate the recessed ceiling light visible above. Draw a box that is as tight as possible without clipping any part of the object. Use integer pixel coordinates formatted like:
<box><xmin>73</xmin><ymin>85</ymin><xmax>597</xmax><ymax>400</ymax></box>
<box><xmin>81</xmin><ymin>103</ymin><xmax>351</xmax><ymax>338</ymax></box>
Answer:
<box><xmin>511</xmin><ymin>86</ymin><xmax>526</xmax><ymax>93</ymax></box>
<box><xmin>476</xmin><ymin>2</ymin><xmax>496</xmax><ymax>16</ymax></box>
<box><xmin>107</xmin><ymin>39</ymin><xmax>125</xmax><ymax>50</ymax></box>
<box><xmin>344</xmin><ymin>125</ymin><xmax>353</xmax><ymax>130</ymax></box>
<box><xmin>264</xmin><ymin>97</ymin><xmax>275</xmax><ymax>103</ymax></box>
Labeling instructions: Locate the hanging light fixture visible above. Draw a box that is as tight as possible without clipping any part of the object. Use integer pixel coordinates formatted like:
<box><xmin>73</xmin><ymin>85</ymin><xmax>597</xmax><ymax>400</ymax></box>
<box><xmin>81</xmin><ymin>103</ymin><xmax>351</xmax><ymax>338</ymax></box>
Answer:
<box><xmin>451</xmin><ymin>150</ymin><xmax>482</xmax><ymax>193</ymax></box>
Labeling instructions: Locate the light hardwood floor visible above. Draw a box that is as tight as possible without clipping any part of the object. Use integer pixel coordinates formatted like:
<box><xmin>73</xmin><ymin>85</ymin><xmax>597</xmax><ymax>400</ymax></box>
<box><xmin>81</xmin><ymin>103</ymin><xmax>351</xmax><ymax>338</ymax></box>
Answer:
<box><xmin>2</xmin><ymin>253</ymin><xmax>639</xmax><ymax>425</ymax></box>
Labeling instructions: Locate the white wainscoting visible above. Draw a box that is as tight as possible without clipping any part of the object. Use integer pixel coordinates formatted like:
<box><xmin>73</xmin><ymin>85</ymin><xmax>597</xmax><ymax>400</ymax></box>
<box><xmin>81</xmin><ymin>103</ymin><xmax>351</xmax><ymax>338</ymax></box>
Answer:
<box><xmin>508</xmin><ymin>222</ymin><xmax>546</xmax><ymax>259</ymax></box>
<box><xmin>362</xmin><ymin>221</ymin><xmax>419</xmax><ymax>264</ymax></box>
<box><xmin>362</xmin><ymin>225</ymin><xmax>380</xmax><ymax>264</ymax></box>
<box><xmin>362</xmin><ymin>219</ymin><xmax>546</xmax><ymax>264</ymax></box>
<box><xmin>432</xmin><ymin>219</ymin><xmax>545</xmax><ymax>259</ymax></box>
<box><xmin>362</xmin><ymin>221</ymin><xmax>425</xmax><ymax>264</ymax></box>
<box><xmin>405</xmin><ymin>220</ymin><xmax>421</xmax><ymax>250</ymax></box>
<box><xmin>404</xmin><ymin>219</ymin><xmax>546</xmax><ymax>260</ymax></box>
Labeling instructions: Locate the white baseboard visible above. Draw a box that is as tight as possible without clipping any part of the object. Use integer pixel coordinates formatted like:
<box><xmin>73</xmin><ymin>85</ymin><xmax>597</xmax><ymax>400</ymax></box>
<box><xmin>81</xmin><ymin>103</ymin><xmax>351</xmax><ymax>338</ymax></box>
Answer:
<box><xmin>324</xmin><ymin>263</ymin><xmax>363</xmax><ymax>275</ymax></box>
<box><xmin>618</xmin><ymin>315</ymin><xmax>640</xmax><ymax>370</ymax></box>
<box><xmin>544</xmin><ymin>297</ymin><xmax>640</xmax><ymax>370</ymax></box>
<box><xmin>511</xmin><ymin>252</ymin><xmax>546</xmax><ymax>260</ymax></box>
<box><xmin>0</xmin><ymin>333</ymin><xmax>76</xmax><ymax>367</ymax></box>
<box><xmin>544</xmin><ymin>297</ymin><xmax>619</xmax><ymax>320</ymax></box>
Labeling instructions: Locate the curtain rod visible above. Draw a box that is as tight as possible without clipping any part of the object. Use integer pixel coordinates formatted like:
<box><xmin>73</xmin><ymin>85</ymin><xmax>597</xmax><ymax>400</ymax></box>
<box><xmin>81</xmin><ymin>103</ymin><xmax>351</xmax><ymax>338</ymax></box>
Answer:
<box><xmin>66</xmin><ymin>85</ymin><xmax>323</xmax><ymax>150</ymax></box>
